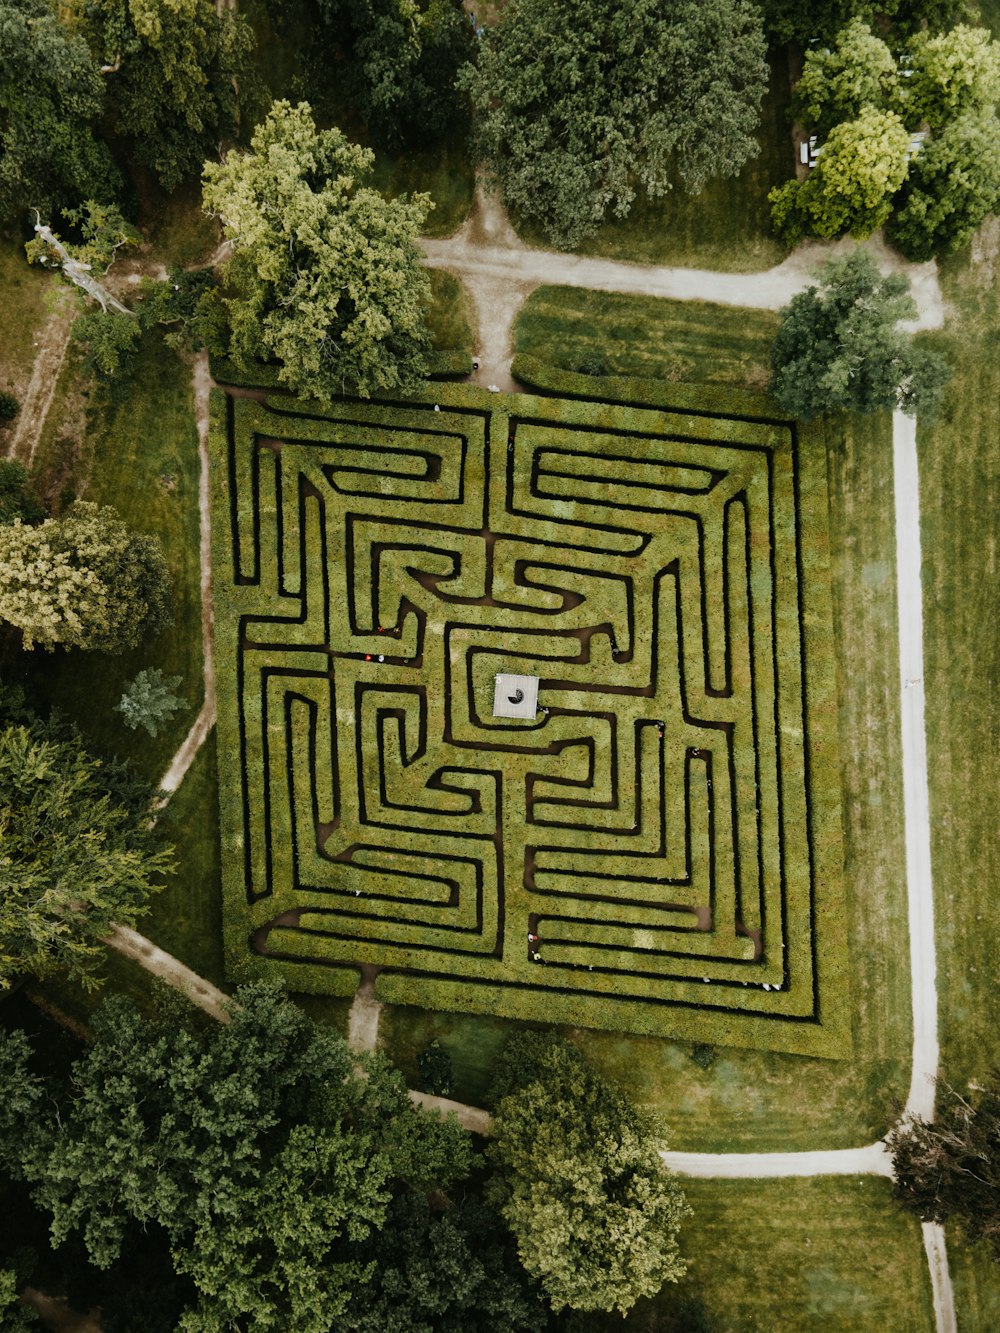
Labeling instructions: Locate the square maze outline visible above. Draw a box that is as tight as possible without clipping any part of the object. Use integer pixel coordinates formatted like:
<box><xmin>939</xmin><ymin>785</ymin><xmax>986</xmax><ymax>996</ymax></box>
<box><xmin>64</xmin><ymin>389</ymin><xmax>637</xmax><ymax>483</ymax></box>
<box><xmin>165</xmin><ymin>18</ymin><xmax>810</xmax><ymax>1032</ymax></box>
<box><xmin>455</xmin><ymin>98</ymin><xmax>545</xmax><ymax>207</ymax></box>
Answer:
<box><xmin>212</xmin><ymin>386</ymin><xmax>848</xmax><ymax>1056</ymax></box>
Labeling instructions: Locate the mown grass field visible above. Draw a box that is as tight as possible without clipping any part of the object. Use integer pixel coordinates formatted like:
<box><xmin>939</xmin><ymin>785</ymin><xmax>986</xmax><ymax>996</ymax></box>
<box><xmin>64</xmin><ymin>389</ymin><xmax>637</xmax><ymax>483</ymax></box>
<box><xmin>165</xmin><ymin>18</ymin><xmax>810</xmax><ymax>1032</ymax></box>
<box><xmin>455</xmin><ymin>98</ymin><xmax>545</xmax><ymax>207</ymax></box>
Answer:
<box><xmin>596</xmin><ymin>1178</ymin><xmax>933</xmax><ymax>1332</ymax></box>
<box><xmin>424</xmin><ymin>268</ymin><xmax>475</xmax><ymax>352</ymax></box>
<box><xmin>514</xmin><ymin>287</ymin><xmax>777</xmax><ymax>386</ymax></box>
<box><xmin>242</xmin><ymin>0</ymin><xmax>474</xmax><ymax>237</ymax></box>
<box><xmin>915</xmin><ymin>245</ymin><xmax>1000</xmax><ymax>1100</ymax></box>
<box><xmin>513</xmin><ymin>54</ymin><xmax>793</xmax><ymax>272</ymax></box>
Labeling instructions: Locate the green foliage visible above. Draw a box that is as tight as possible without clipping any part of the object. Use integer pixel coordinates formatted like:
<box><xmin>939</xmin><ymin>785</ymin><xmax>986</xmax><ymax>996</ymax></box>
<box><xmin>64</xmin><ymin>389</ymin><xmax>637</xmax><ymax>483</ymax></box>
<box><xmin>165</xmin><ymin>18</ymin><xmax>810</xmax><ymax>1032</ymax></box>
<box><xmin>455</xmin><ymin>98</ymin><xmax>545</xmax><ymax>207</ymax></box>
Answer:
<box><xmin>203</xmin><ymin>100</ymin><xmax>432</xmax><ymax>400</ymax></box>
<box><xmin>888</xmin><ymin>1072</ymin><xmax>1000</xmax><ymax>1258</ymax></box>
<box><xmin>83</xmin><ymin>0</ymin><xmax>256</xmax><ymax>191</ymax></box>
<box><xmin>769</xmin><ymin>107</ymin><xmax>910</xmax><ymax>242</ymax></box>
<box><xmin>769</xmin><ymin>248</ymin><xmax>952</xmax><ymax>419</ymax></box>
<box><xmin>0</xmin><ymin>460</ymin><xmax>44</xmax><ymax>526</ymax></box>
<box><xmin>115</xmin><ymin>668</ymin><xmax>186</xmax><ymax>737</ymax></box>
<box><xmin>136</xmin><ymin>267</ymin><xmax>227</xmax><ymax>353</ymax></box>
<box><xmin>0</xmin><ymin>719</ymin><xmax>172</xmax><ymax>991</ymax></box>
<box><xmin>460</xmin><ymin>0</ymin><xmax>769</xmax><ymax>249</ymax></box>
<box><xmin>417</xmin><ymin>1039</ymin><xmax>453</xmax><ymax>1096</ymax></box>
<box><xmin>332</xmin><ymin>1194</ymin><xmax>550</xmax><ymax>1333</ymax></box>
<box><xmin>0</xmin><ymin>985</ymin><xmax>476</xmax><ymax>1329</ymax></box>
<box><xmin>760</xmin><ymin>0</ymin><xmax>977</xmax><ymax>45</ymax></box>
<box><xmin>888</xmin><ymin>111</ymin><xmax>1000</xmax><ymax>259</ymax></box>
<box><xmin>317</xmin><ymin>0</ymin><xmax>473</xmax><ymax>147</ymax></box>
<box><xmin>0</xmin><ymin>1266</ymin><xmax>39</xmax><ymax>1330</ymax></box>
<box><xmin>906</xmin><ymin>22</ymin><xmax>1000</xmax><ymax>128</ymax></box>
<box><xmin>0</xmin><ymin>500</ymin><xmax>172</xmax><ymax>652</ymax></box>
<box><xmin>0</xmin><ymin>0</ymin><xmax>120</xmax><ymax>222</ymax></box>
<box><xmin>0</xmin><ymin>391</ymin><xmax>19</xmax><ymax>422</ymax></box>
<box><xmin>71</xmin><ymin>310</ymin><xmax>142</xmax><ymax>381</ymax></box>
<box><xmin>487</xmin><ymin>1034</ymin><xmax>688</xmax><ymax>1315</ymax></box>
<box><xmin>794</xmin><ymin>19</ymin><xmax>898</xmax><ymax>136</ymax></box>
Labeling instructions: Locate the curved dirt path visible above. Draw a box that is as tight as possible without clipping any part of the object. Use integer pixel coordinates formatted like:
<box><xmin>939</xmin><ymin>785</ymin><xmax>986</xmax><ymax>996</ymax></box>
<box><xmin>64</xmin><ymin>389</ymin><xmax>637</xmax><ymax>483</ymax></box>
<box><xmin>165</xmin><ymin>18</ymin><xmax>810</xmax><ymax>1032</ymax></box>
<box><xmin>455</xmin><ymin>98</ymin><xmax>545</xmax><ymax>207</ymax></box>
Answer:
<box><xmin>422</xmin><ymin>186</ymin><xmax>945</xmax><ymax>390</ymax></box>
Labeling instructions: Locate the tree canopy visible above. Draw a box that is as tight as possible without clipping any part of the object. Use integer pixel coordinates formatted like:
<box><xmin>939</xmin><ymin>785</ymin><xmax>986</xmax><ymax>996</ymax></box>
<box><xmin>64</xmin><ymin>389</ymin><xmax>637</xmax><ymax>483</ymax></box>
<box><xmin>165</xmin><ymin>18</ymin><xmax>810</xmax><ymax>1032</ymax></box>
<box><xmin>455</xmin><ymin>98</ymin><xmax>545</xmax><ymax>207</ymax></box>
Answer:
<box><xmin>0</xmin><ymin>715</ymin><xmax>171</xmax><ymax>991</ymax></box>
<box><xmin>780</xmin><ymin>18</ymin><xmax>1000</xmax><ymax>254</ymax></box>
<box><xmin>888</xmin><ymin>110</ymin><xmax>1000</xmax><ymax>259</ymax></box>
<box><xmin>316</xmin><ymin>0</ymin><xmax>473</xmax><ymax>147</ymax></box>
<box><xmin>760</xmin><ymin>0</ymin><xmax>975</xmax><ymax>46</ymax></box>
<box><xmin>82</xmin><ymin>0</ymin><xmax>256</xmax><ymax>191</ymax></box>
<box><xmin>0</xmin><ymin>985</ymin><xmax>486</xmax><ymax>1330</ymax></box>
<box><xmin>0</xmin><ymin>0</ymin><xmax>120</xmax><ymax>222</ymax></box>
<box><xmin>769</xmin><ymin>248</ymin><xmax>951</xmax><ymax>419</ymax></box>
<box><xmin>771</xmin><ymin>107</ymin><xmax>910</xmax><ymax>243</ymax></box>
<box><xmin>888</xmin><ymin>1073</ymin><xmax>1000</xmax><ymax>1259</ymax></box>
<box><xmin>460</xmin><ymin>0</ymin><xmax>769</xmax><ymax>249</ymax></box>
<box><xmin>203</xmin><ymin>100</ymin><xmax>432</xmax><ymax>400</ymax></box>
<box><xmin>0</xmin><ymin>501</ymin><xmax>171</xmax><ymax>651</ymax></box>
<box><xmin>486</xmin><ymin>1033</ymin><xmax>688</xmax><ymax>1316</ymax></box>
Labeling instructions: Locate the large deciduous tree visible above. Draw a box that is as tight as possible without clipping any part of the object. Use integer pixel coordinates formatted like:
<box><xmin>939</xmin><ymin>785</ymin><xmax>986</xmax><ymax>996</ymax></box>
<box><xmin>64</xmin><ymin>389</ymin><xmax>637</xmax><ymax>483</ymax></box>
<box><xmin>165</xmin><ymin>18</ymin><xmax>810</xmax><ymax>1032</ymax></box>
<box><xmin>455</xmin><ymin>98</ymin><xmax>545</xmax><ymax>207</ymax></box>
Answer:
<box><xmin>769</xmin><ymin>248</ymin><xmax>951</xmax><ymax>420</ymax></box>
<box><xmin>0</xmin><ymin>501</ymin><xmax>172</xmax><ymax>652</ymax></box>
<box><xmin>905</xmin><ymin>23</ymin><xmax>1000</xmax><ymax>129</ymax></box>
<box><xmin>0</xmin><ymin>717</ymin><xmax>172</xmax><ymax>991</ymax></box>
<box><xmin>888</xmin><ymin>111</ymin><xmax>1000</xmax><ymax>260</ymax></box>
<box><xmin>486</xmin><ymin>1033</ymin><xmax>688</xmax><ymax>1316</ymax></box>
<box><xmin>0</xmin><ymin>0</ymin><xmax>120</xmax><ymax>221</ymax></box>
<box><xmin>0</xmin><ymin>986</ymin><xmax>478</xmax><ymax>1330</ymax></box>
<box><xmin>82</xmin><ymin>0</ymin><xmax>256</xmax><ymax>191</ymax></box>
<box><xmin>770</xmin><ymin>106</ymin><xmax>910</xmax><ymax>243</ymax></box>
<box><xmin>460</xmin><ymin>0</ymin><xmax>769</xmax><ymax>249</ymax></box>
<box><xmin>793</xmin><ymin>18</ymin><xmax>898</xmax><ymax>136</ymax></box>
<box><xmin>888</xmin><ymin>1074</ymin><xmax>1000</xmax><ymax>1259</ymax></box>
<box><xmin>202</xmin><ymin>100</ymin><xmax>432</xmax><ymax>400</ymax></box>
<box><xmin>316</xmin><ymin>0</ymin><xmax>473</xmax><ymax>147</ymax></box>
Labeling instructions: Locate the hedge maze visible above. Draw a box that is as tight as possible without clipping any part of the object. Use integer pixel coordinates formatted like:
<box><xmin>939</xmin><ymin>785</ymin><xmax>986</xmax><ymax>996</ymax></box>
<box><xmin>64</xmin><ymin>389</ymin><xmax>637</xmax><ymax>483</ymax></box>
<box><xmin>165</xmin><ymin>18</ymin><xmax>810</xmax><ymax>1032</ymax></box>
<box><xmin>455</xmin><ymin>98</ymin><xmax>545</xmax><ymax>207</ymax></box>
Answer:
<box><xmin>212</xmin><ymin>374</ymin><xmax>849</xmax><ymax>1056</ymax></box>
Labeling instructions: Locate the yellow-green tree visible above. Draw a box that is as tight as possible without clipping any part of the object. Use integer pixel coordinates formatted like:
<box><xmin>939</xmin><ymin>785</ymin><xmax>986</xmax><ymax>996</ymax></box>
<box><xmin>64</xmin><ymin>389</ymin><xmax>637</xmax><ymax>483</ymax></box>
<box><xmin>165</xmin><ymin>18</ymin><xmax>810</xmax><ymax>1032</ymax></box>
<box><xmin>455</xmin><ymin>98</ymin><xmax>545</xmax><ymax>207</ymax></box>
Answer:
<box><xmin>0</xmin><ymin>501</ymin><xmax>171</xmax><ymax>651</ymax></box>
<box><xmin>203</xmin><ymin>100</ymin><xmax>432</xmax><ymax>401</ymax></box>
<box><xmin>770</xmin><ymin>107</ymin><xmax>910</xmax><ymax>243</ymax></box>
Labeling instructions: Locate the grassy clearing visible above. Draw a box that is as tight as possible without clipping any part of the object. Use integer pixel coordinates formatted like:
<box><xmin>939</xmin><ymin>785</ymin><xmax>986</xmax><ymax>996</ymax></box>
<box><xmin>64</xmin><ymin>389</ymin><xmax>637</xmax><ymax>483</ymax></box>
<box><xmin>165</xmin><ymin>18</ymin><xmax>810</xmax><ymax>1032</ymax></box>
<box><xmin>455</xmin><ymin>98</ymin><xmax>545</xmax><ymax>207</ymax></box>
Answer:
<box><xmin>0</xmin><ymin>238</ymin><xmax>61</xmax><ymax>404</ymax></box>
<box><xmin>15</xmin><ymin>334</ymin><xmax>202</xmax><ymax>785</ymax></box>
<box><xmin>946</xmin><ymin>1223</ymin><xmax>1000</xmax><ymax>1333</ymax></box>
<box><xmin>513</xmin><ymin>54</ymin><xmax>793</xmax><ymax>272</ymax></box>
<box><xmin>514</xmin><ymin>288</ymin><xmax>777</xmax><ymax>387</ymax></box>
<box><xmin>915</xmin><ymin>242</ymin><xmax>1000</xmax><ymax>1092</ymax></box>
<box><xmin>583</xmin><ymin>1178</ymin><xmax>933</xmax><ymax>1332</ymax></box>
<box><xmin>243</xmin><ymin>0</ymin><xmax>474</xmax><ymax>237</ymax></box>
<box><xmin>424</xmin><ymin>269</ymin><xmax>474</xmax><ymax>352</ymax></box>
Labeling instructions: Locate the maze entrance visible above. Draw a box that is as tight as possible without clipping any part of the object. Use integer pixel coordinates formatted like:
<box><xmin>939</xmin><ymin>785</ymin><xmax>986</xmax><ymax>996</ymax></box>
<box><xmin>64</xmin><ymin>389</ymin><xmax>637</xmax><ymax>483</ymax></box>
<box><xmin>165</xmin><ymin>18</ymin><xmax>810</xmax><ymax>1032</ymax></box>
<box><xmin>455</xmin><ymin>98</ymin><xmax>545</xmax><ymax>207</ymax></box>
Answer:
<box><xmin>212</xmin><ymin>384</ymin><xmax>848</xmax><ymax>1056</ymax></box>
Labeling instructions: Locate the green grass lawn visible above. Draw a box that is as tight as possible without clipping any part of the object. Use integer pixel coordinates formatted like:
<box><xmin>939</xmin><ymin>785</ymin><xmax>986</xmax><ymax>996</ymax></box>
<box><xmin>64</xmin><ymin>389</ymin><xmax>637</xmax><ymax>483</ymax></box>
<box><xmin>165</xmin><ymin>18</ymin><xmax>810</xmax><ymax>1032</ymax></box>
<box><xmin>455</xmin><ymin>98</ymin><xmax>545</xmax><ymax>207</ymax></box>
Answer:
<box><xmin>513</xmin><ymin>54</ymin><xmax>793</xmax><ymax>272</ymax></box>
<box><xmin>17</xmin><ymin>334</ymin><xmax>203</xmax><ymax>785</ymax></box>
<box><xmin>916</xmin><ymin>245</ymin><xmax>1000</xmax><ymax>1094</ymax></box>
<box><xmin>424</xmin><ymin>269</ymin><xmax>475</xmax><ymax>352</ymax></box>
<box><xmin>514</xmin><ymin>287</ymin><xmax>777</xmax><ymax>386</ymax></box>
<box><xmin>0</xmin><ymin>237</ymin><xmax>61</xmax><ymax>404</ymax></box>
<box><xmin>585</xmin><ymin>1178</ymin><xmax>933</xmax><ymax>1332</ymax></box>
